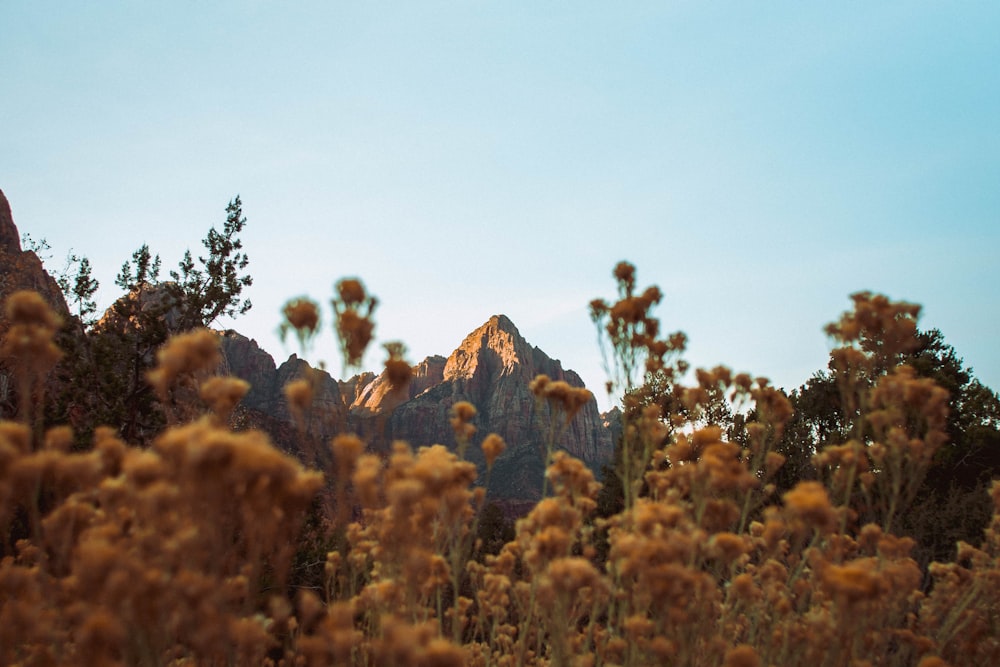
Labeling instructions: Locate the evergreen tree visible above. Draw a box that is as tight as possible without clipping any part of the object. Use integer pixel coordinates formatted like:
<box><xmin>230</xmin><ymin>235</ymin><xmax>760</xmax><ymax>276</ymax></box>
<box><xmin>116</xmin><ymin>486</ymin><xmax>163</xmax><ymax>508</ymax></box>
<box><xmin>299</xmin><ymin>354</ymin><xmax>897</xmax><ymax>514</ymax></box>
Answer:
<box><xmin>47</xmin><ymin>197</ymin><xmax>253</xmax><ymax>444</ymax></box>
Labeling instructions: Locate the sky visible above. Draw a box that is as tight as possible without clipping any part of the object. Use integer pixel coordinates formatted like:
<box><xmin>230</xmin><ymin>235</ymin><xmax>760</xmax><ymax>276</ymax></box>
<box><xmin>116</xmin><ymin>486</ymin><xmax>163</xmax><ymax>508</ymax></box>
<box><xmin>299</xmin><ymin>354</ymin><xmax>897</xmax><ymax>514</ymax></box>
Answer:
<box><xmin>2</xmin><ymin>2</ymin><xmax>998</xmax><ymax>411</ymax></box>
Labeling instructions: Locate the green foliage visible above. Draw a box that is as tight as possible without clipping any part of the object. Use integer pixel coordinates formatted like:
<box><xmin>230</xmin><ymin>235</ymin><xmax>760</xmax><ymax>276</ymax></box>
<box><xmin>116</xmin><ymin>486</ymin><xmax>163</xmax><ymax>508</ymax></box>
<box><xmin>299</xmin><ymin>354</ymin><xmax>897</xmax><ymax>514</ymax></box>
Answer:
<box><xmin>56</xmin><ymin>254</ymin><xmax>99</xmax><ymax>325</ymax></box>
<box><xmin>115</xmin><ymin>243</ymin><xmax>161</xmax><ymax>292</ymax></box>
<box><xmin>168</xmin><ymin>196</ymin><xmax>252</xmax><ymax>330</ymax></box>
<box><xmin>19</xmin><ymin>232</ymin><xmax>51</xmax><ymax>263</ymax></box>
<box><xmin>47</xmin><ymin>197</ymin><xmax>252</xmax><ymax>443</ymax></box>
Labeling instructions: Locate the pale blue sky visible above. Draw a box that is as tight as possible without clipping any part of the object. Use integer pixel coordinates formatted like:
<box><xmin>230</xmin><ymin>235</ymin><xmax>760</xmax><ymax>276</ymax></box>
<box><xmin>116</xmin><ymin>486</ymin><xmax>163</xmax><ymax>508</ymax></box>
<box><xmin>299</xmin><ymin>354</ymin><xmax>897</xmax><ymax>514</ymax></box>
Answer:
<box><xmin>3</xmin><ymin>2</ymin><xmax>998</xmax><ymax>410</ymax></box>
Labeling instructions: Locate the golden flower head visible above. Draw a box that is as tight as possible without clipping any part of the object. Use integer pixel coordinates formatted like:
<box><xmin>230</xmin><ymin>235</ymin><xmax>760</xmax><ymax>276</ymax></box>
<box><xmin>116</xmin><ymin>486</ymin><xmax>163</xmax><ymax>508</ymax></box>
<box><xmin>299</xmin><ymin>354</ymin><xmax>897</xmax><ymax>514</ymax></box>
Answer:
<box><xmin>821</xmin><ymin>557</ymin><xmax>884</xmax><ymax>604</ymax></box>
<box><xmin>336</xmin><ymin>308</ymin><xmax>375</xmax><ymax>368</ymax></box>
<box><xmin>336</xmin><ymin>278</ymin><xmax>367</xmax><ymax>306</ymax></box>
<box><xmin>481</xmin><ymin>433</ymin><xmax>506</xmax><ymax>468</ymax></box>
<box><xmin>284</xmin><ymin>378</ymin><xmax>314</xmax><ymax>415</ymax></box>
<box><xmin>283</xmin><ymin>297</ymin><xmax>319</xmax><ymax>333</ymax></box>
<box><xmin>43</xmin><ymin>425</ymin><xmax>74</xmax><ymax>453</ymax></box>
<box><xmin>146</xmin><ymin>328</ymin><xmax>221</xmax><ymax>399</ymax></box>
<box><xmin>451</xmin><ymin>400</ymin><xmax>477</xmax><ymax>423</ymax></box>
<box><xmin>723</xmin><ymin>645</ymin><xmax>761</xmax><ymax>667</ymax></box>
<box><xmin>1</xmin><ymin>291</ymin><xmax>64</xmax><ymax>373</ymax></box>
<box><xmin>783</xmin><ymin>481</ymin><xmax>837</xmax><ymax>532</ymax></box>
<box><xmin>332</xmin><ymin>433</ymin><xmax>365</xmax><ymax>465</ymax></box>
<box><xmin>200</xmin><ymin>376</ymin><xmax>250</xmax><ymax>421</ymax></box>
<box><xmin>281</xmin><ymin>298</ymin><xmax>320</xmax><ymax>352</ymax></box>
<box><xmin>382</xmin><ymin>341</ymin><xmax>412</xmax><ymax>390</ymax></box>
<box><xmin>5</xmin><ymin>290</ymin><xmax>62</xmax><ymax>329</ymax></box>
<box><xmin>613</xmin><ymin>261</ymin><xmax>636</xmax><ymax>291</ymax></box>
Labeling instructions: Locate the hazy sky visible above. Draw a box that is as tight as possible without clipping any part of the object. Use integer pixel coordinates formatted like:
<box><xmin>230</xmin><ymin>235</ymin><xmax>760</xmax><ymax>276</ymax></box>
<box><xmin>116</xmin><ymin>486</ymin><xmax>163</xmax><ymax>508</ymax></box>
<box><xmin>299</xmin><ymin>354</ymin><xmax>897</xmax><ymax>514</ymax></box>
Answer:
<box><xmin>3</xmin><ymin>2</ymin><xmax>998</xmax><ymax>410</ymax></box>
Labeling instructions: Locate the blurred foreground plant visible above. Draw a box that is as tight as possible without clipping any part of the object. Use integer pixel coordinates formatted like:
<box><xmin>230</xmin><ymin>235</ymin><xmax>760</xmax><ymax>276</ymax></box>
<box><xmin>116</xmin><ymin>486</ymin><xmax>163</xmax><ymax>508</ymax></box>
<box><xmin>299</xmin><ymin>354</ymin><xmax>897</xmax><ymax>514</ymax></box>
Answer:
<box><xmin>1</xmin><ymin>259</ymin><xmax>998</xmax><ymax>666</ymax></box>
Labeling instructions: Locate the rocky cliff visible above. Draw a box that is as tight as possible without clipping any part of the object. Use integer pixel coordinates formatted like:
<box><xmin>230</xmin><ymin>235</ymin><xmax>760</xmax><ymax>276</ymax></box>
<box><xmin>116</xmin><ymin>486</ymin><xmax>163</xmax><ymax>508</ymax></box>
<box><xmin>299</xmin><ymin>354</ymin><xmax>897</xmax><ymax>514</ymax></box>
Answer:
<box><xmin>219</xmin><ymin>316</ymin><xmax>615</xmax><ymax>503</ymax></box>
<box><xmin>219</xmin><ymin>331</ymin><xmax>347</xmax><ymax>465</ymax></box>
<box><xmin>355</xmin><ymin>315</ymin><xmax>613</xmax><ymax>501</ymax></box>
<box><xmin>0</xmin><ymin>189</ymin><xmax>613</xmax><ymax>505</ymax></box>
<box><xmin>0</xmin><ymin>189</ymin><xmax>69</xmax><ymax>317</ymax></box>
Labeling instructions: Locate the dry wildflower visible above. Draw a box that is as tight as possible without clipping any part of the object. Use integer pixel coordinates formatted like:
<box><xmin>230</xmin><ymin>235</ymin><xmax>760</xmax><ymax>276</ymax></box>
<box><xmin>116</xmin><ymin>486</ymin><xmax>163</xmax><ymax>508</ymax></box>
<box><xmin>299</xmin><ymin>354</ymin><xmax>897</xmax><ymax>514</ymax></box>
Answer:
<box><xmin>1</xmin><ymin>291</ymin><xmax>64</xmax><ymax>421</ymax></box>
<box><xmin>297</xmin><ymin>589</ymin><xmax>326</xmax><ymax>631</ymax></box>
<box><xmin>450</xmin><ymin>400</ymin><xmax>477</xmax><ymax>456</ymax></box>
<box><xmin>336</xmin><ymin>278</ymin><xmax>366</xmax><ymax>306</ymax></box>
<box><xmin>699</xmin><ymin>441</ymin><xmax>758</xmax><ymax>493</ymax></box>
<box><xmin>613</xmin><ymin>261</ymin><xmax>636</xmax><ymax>289</ymax></box>
<box><xmin>764</xmin><ymin>451</ymin><xmax>786</xmax><ymax>476</ymax></box>
<box><xmin>723</xmin><ymin>644</ymin><xmax>761</xmax><ymax>667</ymax></box>
<box><xmin>821</xmin><ymin>557</ymin><xmax>884</xmax><ymax>605</ymax></box>
<box><xmin>623</xmin><ymin>613</ymin><xmax>655</xmax><ymax>641</ymax></box>
<box><xmin>352</xmin><ymin>454</ymin><xmax>383</xmax><ymax>508</ymax></box>
<box><xmin>332</xmin><ymin>277</ymin><xmax>377</xmax><ymax>370</ymax></box>
<box><xmin>332</xmin><ymin>433</ymin><xmax>364</xmax><ymax>468</ymax></box>
<box><xmin>146</xmin><ymin>328</ymin><xmax>221</xmax><ymax>401</ymax></box>
<box><xmin>826</xmin><ymin>291</ymin><xmax>922</xmax><ymax>364</ymax></box>
<box><xmin>546</xmin><ymin>451</ymin><xmax>601</xmax><ymax>511</ymax></box>
<box><xmin>529</xmin><ymin>373</ymin><xmax>550</xmax><ymax>396</ymax></box>
<box><xmin>709</xmin><ymin>532</ymin><xmax>748</xmax><ymax>566</ymax></box>
<box><xmin>481</xmin><ymin>432</ymin><xmax>506</xmax><ymax>469</ymax></box>
<box><xmin>730</xmin><ymin>572</ymin><xmax>760</xmax><ymax>603</ymax></box>
<box><xmin>285</xmin><ymin>378</ymin><xmax>314</xmax><ymax>417</ymax></box>
<box><xmin>784</xmin><ymin>480</ymin><xmax>837</xmax><ymax>533</ymax></box>
<box><xmin>280</xmin><ymin>297</ymin><xmax>321</xmax><ymax>355</ymax></box>
<box><xmin>383</xmin><ymin>341</ymin><xmax>413</xmax><ymax>391</ymax></box>
<box><xmin>917</xmin><ymin>658</ymin><xmax>951</xmax><ymax>667</ymax></box>
<box><xmin>531</xmin><ymin>374</ymin><xmax>594</xmax><ymax>423</ymax></box>
<box><xmin>452</xmin><ymin>400</ymin><xmax>477</xmax><ymax>422</ymax></box>
<box><xmin>43</xmin><ymin>425</ymin><xmax>74</xmax><ymax>452</ymax></box>
<box><xmin>199</xmin><ymin>376</ymin><xmax>250</xmax><ymax>422</ymax></box>
<box><xmin>5</xmin><ymin>289</ymin><xmax>62</xmax><ymax>329</ymax></box>
<box><xmin>283</xmin><ymin>297</ymin><xmax>320</xmax><ymax>334</ymax></box>
<box><xmin>0</xmin><ymin>421</ymin><xmax>32</xmax><ymax>455</ymax></box>
<box><xmin>545</xmin><ymin>556</ymin><xmax>604</xmax><ymax>598</ymax></box>
<box><xmin>335</xmin><ymin>309</ymin><xmax>374</xmax><ymax>367</ymax></box>
<box><xmin>92</xmin><ymin>426</ymin><xmax>126</xmax><ymax>474</ymax></box>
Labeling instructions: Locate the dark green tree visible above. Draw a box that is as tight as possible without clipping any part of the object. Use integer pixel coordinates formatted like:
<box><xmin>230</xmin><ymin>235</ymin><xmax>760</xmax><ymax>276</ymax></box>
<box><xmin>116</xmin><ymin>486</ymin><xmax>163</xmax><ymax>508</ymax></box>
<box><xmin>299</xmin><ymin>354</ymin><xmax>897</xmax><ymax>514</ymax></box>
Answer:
<box><xmin>775</xmin><ymin>328</ymin><xmax>1000</xmax><ymax>573</ymax></box>
<box><xmin>168</xmin><ymin>196</ymin><xmax>252</xmax><ymax>331</ymax></box>
<box><xmin>47</xmin><ymin>198</ymin><xmax>253</xmax><ymax>444</ymax></box>
<box><xmin>56</xmin><ymin>254</ymin><xmax>100</xmax><ymax>325</ymax></box>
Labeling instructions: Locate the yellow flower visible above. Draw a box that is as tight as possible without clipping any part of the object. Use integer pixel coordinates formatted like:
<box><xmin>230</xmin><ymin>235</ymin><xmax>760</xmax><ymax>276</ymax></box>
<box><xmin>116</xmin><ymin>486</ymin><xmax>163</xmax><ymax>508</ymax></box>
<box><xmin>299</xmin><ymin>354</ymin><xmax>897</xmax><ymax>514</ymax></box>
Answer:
<box><xmin>200</xmin><ymin>376</ymin><xmax>250</xmax><ymax>421</ymax></box>
<box><xmin>783</xmin><ymin>481</ymin><xmax>837</xmax><ymax>532</ymax></box>
<box><xmin>284</xmin><ymin>378</ymin><xmax>314</xmax><ymax>415</ymax></box>
<box><xmin>282</xmin><ymin>297</ymin><xmax>319</xmax><ymax>334</ymax></box>
<box><xmin>481</xmin><ymin>433</ymin><xmax>506</xmax><ymax>469</ymax></box>
<box><xmin>723</xmin><ymin>645</ymin><xmax>760</xmax><ymax>667</ymax></box>
<box><xmin>146</xmin><ymin>328</ymin><xmax>221</xmax><ymax>400</ymax></box>
<box><xmin>336</xmin><ymin>278</ymin><xmax>366</xmax><ymax>306</ymax></box>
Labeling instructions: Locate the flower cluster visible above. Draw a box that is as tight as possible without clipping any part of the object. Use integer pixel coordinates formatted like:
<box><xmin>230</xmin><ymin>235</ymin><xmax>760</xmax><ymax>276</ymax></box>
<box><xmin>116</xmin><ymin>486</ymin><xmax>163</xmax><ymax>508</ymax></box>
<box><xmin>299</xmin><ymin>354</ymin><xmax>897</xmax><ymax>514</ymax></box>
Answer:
<box><xmin>1</xmin><ymin>269</ymin><xmax>997</xmax><ymax>666</ymax></box>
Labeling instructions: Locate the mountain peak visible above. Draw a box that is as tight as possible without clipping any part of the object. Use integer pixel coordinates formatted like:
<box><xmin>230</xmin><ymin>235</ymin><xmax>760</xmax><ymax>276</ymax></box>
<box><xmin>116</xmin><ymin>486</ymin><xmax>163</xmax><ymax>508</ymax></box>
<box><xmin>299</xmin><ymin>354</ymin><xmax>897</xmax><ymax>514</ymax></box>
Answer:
<box><xmin>0</xmin><ymin>189</ymin><xmax>23</xmax><ymax>255</ymax></box>
<box><xmin>485</xmin><ymin>313</ymin><xmax>518</xmax><ymax>333</ymax></box>
<box><xmin>0</xmin><ymin>189</ymin><xmax>69</xmax><ymax>315</ymax></box>
<box><xmin>445</xmin><ymin>314</ymin><xmax>530</xmax><ymax>381</ymax></box>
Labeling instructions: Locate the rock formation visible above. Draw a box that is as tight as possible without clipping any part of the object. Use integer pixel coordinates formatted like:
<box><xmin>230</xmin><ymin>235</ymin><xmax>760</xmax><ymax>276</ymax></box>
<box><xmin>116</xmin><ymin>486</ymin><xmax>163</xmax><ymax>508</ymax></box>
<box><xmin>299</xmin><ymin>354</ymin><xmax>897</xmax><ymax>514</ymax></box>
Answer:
<box><xmin>219</xmin><ymin>331</ymin><xmax>347</xmax><ymax>465</ymax></box>
<box><xmin>0</xmin><ymin>188</ymin><xmax>69</xmax><ymax>316</ymax></box>
<box><xmin>351</xmin><ymin>315</ymin><xmax>614</xmax><ymax>502</ymax></box>
<box><xmin>0</xmin><ymin>188</ymin><xmax>613</xmax><ymax>507</ymax></box>
<box><xmin>234</xmin><ymin>314</ymin><xmax>613</xmax><ymax>503</ymax></box>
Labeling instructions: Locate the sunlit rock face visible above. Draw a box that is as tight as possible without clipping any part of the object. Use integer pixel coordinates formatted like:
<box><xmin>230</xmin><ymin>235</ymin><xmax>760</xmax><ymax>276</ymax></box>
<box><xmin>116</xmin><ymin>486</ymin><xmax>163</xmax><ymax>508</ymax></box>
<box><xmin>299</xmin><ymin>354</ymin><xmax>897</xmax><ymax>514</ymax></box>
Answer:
<box><xmin>221</xmin><ymin>313</ymin><xmax>612</xmax><ymax>505</ymax></box>
<box><xmin>355</xmin><ymin>315</ymin><xmax>613</xmax><ymax>503</ymax></box>
<box><xmin>0</xmin><ymin>186</ymin><xmax>612</xmax><ymax>508</ymax></box>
